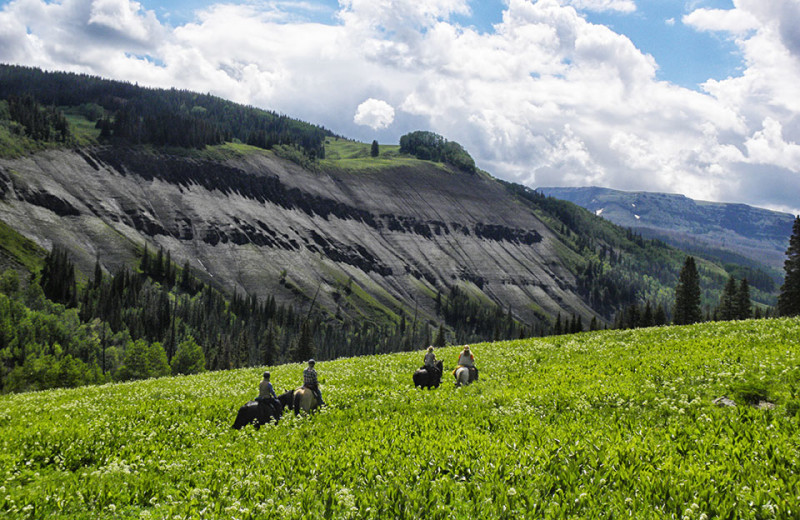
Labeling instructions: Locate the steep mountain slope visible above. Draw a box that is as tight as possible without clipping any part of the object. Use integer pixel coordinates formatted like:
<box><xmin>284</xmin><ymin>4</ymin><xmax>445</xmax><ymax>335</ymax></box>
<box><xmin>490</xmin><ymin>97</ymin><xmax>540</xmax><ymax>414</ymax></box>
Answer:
<box><xmin>540</xmin><ymin>186</ymin><xmax>793</xmax><ymax>274</ymax></box>
<box><xmin>0</xmin><ymin>65</ymin><xmax>762</xmax><ymax>343</ymax></box>
<box><xmin>0</xmin><ymin>144</ymin><xmax>593</xmax><ymax>329</ymax></box>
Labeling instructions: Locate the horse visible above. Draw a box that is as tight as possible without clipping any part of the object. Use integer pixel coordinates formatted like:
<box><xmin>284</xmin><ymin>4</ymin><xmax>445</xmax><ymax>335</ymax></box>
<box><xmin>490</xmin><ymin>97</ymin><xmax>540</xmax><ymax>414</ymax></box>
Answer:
<box><xmin>232</xmin><ymin>390</ymin><xmax>293</xmax><ymax>429</ymax></box>
<box><xmin>454</xmin><ymin>365</ymin><xmax>479</xmax><ymax>387</ymax></box>
<box><xmin>292</xmin><ymin>386</ymin><xmax>321</xmax><ymax>414</ymax></box>
<box><xmin>413</xmin><ymin>360</ymin><xmax>443</xmax><ymax>389</ymax></box>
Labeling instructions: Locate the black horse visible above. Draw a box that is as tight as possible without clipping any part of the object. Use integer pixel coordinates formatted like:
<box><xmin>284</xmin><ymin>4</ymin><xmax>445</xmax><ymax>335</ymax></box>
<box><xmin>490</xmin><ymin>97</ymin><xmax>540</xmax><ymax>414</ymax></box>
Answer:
<box><xmin>413</xmin><ymin>360</ymin><xmax>443</xmax><ymax>389</ymax></box>
<box><xmin>232</xmin><ymin>390</ymin><xmax>294</xmax><ymax>429</ymax></box>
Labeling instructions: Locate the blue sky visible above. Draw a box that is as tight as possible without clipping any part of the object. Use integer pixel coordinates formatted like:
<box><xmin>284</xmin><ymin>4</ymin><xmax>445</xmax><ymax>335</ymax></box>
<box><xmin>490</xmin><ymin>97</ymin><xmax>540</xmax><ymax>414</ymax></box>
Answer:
<box><xmin>585</xmin><ymin>0</ymin><xmax>742</xmax><ymax>88</ymax></box>
<box><xmin>0</xmin><ymin>0</ymin><xmax>798</xmax><ymax>214</ymax></box>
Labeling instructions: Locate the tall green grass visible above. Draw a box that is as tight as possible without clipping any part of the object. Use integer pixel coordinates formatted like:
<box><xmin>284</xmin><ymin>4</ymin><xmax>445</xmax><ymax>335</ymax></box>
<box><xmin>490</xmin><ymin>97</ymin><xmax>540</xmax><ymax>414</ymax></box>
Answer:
<box><xmin>2</xmin><ymin>318</ymin><xmax>799</xmax><ymax>518</ymax></box>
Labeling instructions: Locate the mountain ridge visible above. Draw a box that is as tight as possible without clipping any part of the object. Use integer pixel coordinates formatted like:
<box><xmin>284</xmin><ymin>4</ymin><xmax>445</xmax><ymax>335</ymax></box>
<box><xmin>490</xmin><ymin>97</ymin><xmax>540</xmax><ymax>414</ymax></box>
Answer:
<box><xmin>538</xmin><ymin>186</ymin><xmax>793</xmax><ymax>275</ymax></box>
<box><xmin>0</xmin><ymin>65</ymin><xmax>776</xmax><ymax>351</ymax></box>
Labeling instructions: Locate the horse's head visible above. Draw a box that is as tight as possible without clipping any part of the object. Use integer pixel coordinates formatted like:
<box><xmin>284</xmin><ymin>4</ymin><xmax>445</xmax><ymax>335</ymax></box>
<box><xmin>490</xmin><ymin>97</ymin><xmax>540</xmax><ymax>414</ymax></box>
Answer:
<box><xmin>277</xmin><ymin>390</ymin><xmax>294</xmax><ymax>409</ymax></box>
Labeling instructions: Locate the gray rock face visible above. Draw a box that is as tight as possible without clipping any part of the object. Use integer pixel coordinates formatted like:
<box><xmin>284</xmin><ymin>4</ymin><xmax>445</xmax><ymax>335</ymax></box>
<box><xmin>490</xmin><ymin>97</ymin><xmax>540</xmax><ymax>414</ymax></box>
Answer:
<box><xmin>0</xmin><ymin>147</ymin><xmax>598</xmax><ymax>327</ymax></box>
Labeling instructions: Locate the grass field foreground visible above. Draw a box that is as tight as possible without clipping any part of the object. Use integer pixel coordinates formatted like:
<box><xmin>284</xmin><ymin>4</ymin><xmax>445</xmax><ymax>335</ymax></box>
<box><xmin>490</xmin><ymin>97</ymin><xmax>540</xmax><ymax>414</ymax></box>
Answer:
<box><xmin>2</xmin><ymin>318</ymin><xmax>800</xmax><ymax>519</ymax></box>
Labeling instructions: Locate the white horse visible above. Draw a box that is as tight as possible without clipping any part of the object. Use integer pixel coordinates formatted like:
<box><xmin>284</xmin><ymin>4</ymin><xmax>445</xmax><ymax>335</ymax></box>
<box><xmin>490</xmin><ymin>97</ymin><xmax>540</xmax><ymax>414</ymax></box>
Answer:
<box><xmin>454</xmin><ymin>366</ymin><xmax>475</xmax><ymax>387</ymax></box>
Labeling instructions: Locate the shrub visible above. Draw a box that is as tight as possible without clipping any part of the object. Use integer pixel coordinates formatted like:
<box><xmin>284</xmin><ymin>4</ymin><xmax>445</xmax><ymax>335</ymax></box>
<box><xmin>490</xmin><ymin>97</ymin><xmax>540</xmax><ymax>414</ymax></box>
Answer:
<box><xmin>730</xmin><ymin>376</ymin><xmax>771</xmax><ymax>405</ymax></box>
<box><xmin>171</xmin><ymin>337</ymin><xmax>206</xmax><ymax>375</ymax></box>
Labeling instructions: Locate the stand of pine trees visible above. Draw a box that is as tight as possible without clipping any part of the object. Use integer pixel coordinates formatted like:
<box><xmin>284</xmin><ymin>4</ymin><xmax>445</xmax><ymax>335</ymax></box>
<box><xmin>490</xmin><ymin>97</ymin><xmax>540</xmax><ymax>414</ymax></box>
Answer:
<box><xmin>0</xmin><ymin>65</ymin><xmax>330</xmax><ymax>158</ymax></box>
<box><xmin>2</xmin><ymin>94</ymin><xmax>71</xmax><ymax>144</ymax></box>
<box><xmin>0</xmin><ymin>244</ymin><xmax>533</xmax><ymax>393</ymax></box>
<box><xmin>778</xmin><ymin>216</ymin><xmax>800</xmax><ymax>317</ymax></box>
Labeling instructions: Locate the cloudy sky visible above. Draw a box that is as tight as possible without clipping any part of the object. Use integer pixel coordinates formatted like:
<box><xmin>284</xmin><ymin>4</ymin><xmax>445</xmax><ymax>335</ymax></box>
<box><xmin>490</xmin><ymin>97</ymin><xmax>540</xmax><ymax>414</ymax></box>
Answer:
<box><xmin>1</xmin><ymin>0</ymin><xmax>799</xmax><ymax>214</ymax></box>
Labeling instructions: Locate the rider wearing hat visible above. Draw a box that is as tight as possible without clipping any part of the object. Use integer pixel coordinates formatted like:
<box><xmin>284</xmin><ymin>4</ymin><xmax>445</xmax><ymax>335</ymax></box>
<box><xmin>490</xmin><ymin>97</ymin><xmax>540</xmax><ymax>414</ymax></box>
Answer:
<box><xmin>455</xmin><ymin>345</ymin><xmax>478</xmax><ymax>381</ymax></box>
<box><xmin>457</xmin><ymin>345</ymin><xmax>475</xmax><ymax>368</ymax></box>
<box><xmin>258</xmin><ymin>371</ymin><xmax>277</xmax><ymax>400</ymax></box>
<box><xmin>303</xmin><ymin>359</ymin><xmax>325</xmax><ymax>406</ymax></box>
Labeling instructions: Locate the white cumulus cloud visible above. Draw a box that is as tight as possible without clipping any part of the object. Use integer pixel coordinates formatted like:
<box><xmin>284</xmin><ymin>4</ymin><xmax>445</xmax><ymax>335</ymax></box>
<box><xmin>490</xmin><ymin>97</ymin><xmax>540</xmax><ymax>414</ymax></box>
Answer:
<box><xmin>354</xmin><ymin>98</ymin><xmax>396</xmax><ymax>130</ymax></box>
<box><xmin>682</xmin><ymin>7</ymin><xmax>758</xmax><ymax>35</ymax></box>
<box><xmin>567</xmin><ymin>0</ymin><xmax>636</xmax><ymax>14</ymax></box>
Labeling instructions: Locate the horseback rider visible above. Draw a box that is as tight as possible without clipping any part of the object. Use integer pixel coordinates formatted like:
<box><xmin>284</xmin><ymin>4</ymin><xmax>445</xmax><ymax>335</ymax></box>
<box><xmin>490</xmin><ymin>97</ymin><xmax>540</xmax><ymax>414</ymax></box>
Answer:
<box><xmin>424</xmin><ymin>346</ymin><xmax>437</xmax><ymax>371</ymax></box>
<box><xmin>456</xmin><ymin>345</ymin><xmax>478</xmax><ymax>381</ymax></box>
<box><xmin>256</xmin><ymin>371</ymin><xmax>281</xmax><ymax>412</ymax></box>
<box><xmin>303</xmin><ymin>359</ymin><xmax>325</xmax><ymax>406</ymax></box>
<box><xmin>457</xmin><ymin>345</ymin><xmax>474</xmax><ymax>367</ymax></box>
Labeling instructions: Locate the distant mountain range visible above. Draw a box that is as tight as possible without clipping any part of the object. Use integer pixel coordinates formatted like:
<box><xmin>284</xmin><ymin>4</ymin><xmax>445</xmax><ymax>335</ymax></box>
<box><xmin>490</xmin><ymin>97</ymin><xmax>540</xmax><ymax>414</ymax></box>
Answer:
<box><xmin>538</xmin><ymin>186</ymin><xmax>794</xmax><ymax>277</ymax></box>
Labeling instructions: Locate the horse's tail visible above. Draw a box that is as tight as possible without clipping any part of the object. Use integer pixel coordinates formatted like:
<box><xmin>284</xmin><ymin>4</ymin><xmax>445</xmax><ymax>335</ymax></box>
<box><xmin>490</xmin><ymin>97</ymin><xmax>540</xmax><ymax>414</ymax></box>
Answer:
<box><xmin>454</xmin><ymin>366</ymin><xmax>466</xmax><ymax>386</ymax></box>
<box><xmin>292</xmin><ymin>389</ymin><xmax>302</xmax><ymax>415</ymax></box>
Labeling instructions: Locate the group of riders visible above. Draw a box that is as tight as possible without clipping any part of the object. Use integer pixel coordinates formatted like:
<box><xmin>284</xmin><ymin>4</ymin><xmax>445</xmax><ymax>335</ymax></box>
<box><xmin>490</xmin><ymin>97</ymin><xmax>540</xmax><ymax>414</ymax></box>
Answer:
<box><xmin>255</xmin><ymin>358</ymin><xmax>325</xmax><ymax>412</ymax></box>
<box><xmin>425</xmin><ymin>344</ymin><xmax>476</xmax><ymax>374</ymax></box>
<box><xmin>253</xmin><ymin>345</ymin><xmax>478</xmax><ymax>409</ymax></box>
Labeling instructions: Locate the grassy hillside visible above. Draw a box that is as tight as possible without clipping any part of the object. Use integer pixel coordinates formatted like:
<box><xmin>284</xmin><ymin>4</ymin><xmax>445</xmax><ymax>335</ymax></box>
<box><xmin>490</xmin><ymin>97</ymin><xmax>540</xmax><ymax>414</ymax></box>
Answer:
<box><xmin>0</xmin><ymin>218</ymin><xmax>46</xmax><ymax>274</ymax></box>
<box><xmin>2</xmin><ymin>318</ymin><xmax>799</xmax><ymax>518</ymax></box>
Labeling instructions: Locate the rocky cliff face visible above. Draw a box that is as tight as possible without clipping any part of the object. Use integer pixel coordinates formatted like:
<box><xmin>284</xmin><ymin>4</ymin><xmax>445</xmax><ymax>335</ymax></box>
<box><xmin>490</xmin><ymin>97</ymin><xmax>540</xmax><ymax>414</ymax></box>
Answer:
<box><xmin>0</xmin><ymin>147</ymin><xmax>597</xmax><ymax>327</ymax></box>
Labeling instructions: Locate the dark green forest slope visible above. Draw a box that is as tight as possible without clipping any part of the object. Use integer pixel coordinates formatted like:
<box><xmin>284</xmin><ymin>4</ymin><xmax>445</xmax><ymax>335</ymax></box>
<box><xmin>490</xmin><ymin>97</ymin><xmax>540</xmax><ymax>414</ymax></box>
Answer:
<box><xmin>0</xmin><ymin>64</ymin><xmax>332</xmax><ymax>158</ymax></box>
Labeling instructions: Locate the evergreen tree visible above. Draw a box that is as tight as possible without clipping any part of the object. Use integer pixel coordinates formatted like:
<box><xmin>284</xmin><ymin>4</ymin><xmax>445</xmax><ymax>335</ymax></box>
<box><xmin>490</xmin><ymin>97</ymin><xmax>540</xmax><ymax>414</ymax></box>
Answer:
<box><xmin>778</xmin><ymin>216</ymin><xmax>800</xmax><ymax>317</ymax></box>
<box><xmin>370</xmin><ymin>140</ymin><xmax>379</xmax><ymax>157</ymax></box>
<box><xmin>262</xmin><ymin>323</ymin><xmax>276</xmax><ymax>366</ymax></box>
<box><xmin>642</xmin><ymin>301</ymin><xmax>654</xmax><ymax>327</ymax></box>
<box><xmin>674</xmin><ymin>256</ymin><xmax>702</xmax><ymax>325</ymax></box>
<box><xmin>654</xmin><ymin>304</ymin><xmax>667</xmax><ymax>326</ymax></box>
<box><xmin>554</xmin><ymin>313</ymin><xmax>562</xmax><ymax>335</ymax></box>
<box><xmin>293</xmin><ymin>321</ymin><xmax>315</xmax><ymax>362</ymax></box>
<box><xmin>93</xmin><ymin>258</ymin><xmax>103</xmax><ymax>289</ymax></box>
<box><xmin>180</xmin><ymin>260</ymin><xmax>195</xmax><ymax>293</ymax></box>
<box><xmin>154</xmin><ymin>247</ymin><xmax>164</xmax><ymax>280</ymax></box>
<box><xmin>719</xmin><ymin>276</ymin><xmax>738</xmax><ymax>320</ymax></box>
<box><xmin>40</xmin><ymin>246</ymin><xmax>77</xmax><ymax>307</ymax></box>
<box><xmin>736</xmin><ymin>279</ymin><xmax>751</xmax><ymax>320</ymax></box>
<box><xmin>434</xmin><ymin>323</ymin><xmax>446</xmax><ymax>347</ymax></box>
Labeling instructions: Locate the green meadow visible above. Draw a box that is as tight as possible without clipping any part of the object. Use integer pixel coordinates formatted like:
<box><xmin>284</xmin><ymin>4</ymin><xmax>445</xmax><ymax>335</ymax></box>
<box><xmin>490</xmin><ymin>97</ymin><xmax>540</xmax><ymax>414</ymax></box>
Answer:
<box><xmin>319</xmin><ymin>137</ymin><xmax>446</xmax><ymax>173</ymax></box>
<box><xmin>2</xmin><ymin>318</ymin><xmax>799</xmax><ymax>519</ymax></box>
